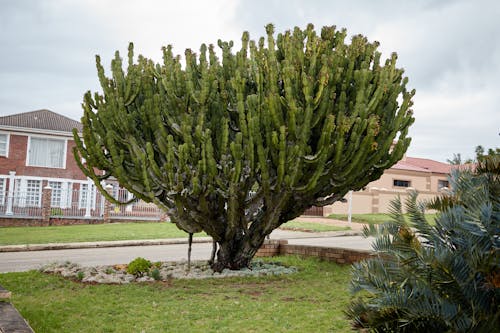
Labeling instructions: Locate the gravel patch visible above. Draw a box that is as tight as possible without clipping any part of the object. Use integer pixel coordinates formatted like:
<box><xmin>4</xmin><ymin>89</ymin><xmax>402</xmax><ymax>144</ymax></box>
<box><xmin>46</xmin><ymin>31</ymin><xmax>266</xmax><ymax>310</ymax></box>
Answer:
<box><xmin>40</xmin><ymin>260</ymin><xmax>298</xmax><ymax>284</ymax></box>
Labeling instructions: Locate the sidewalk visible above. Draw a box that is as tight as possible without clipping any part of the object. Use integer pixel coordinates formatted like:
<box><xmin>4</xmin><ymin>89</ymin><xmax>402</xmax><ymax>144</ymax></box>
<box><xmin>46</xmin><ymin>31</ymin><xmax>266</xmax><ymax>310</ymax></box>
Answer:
<box><xmin>0</xmin><ymin>219</ymin><xmax>365</xmax><ymax>253</ymax></box>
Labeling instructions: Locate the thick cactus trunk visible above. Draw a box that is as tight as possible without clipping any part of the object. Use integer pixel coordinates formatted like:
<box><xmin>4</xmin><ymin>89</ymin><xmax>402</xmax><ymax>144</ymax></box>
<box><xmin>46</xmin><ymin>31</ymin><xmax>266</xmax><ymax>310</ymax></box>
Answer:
<box><xmin>211</xmin><ymin>234</ymin><xmax>265</xmax><ymax>272</ymax></box>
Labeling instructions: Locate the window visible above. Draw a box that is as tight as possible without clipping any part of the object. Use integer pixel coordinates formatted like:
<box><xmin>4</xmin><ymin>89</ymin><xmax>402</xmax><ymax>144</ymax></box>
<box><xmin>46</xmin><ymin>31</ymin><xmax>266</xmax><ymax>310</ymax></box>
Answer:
<box><xmin>0</xmin><ymin>133</ymin><xmax>8</xmax><ymax>156</ymax></box>
<box><xmin>438</xmin><ymin>179</ymin><xmax>449</xmax><ymax>190</ymax></box>
<box><xmin>28</xmin><ymin>137</ymin><xmax>66</xmax><ymax>168</ymax></box>
<box><xmin>393</xmin><ymin>179</ymin><xmax>411</xmax><ymax>188</ymax></box>
<box><xmin>48</xmin><ymin>181</ymin><xmax>63</xmax><ymax>207</ymax></box>
<box><xmin>0</xmin><ymin>178</ymin><xmax>5</xmax><ymax>205</ymax></box>
<box><xmin>48</xmin><ymin>181</ymin><xmax>71</xmax><ymax>208</ymax></box>
<box><xmin>25</xmin><ymin>180</ymin><xmax>42</xmax><ymax>207</ymax></box>
<box><xmin>79</xmin><ymin>183</ymin><xmax>96</xmax><ymax>209</ymax></box>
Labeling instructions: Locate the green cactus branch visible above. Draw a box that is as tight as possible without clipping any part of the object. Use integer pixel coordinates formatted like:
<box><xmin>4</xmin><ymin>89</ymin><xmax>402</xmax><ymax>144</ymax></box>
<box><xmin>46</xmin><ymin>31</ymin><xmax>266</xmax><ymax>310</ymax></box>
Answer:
<box><xmin>74</xmin><ymin>23</ymin><xmax>414</xmax><ymax>271</ymax></box>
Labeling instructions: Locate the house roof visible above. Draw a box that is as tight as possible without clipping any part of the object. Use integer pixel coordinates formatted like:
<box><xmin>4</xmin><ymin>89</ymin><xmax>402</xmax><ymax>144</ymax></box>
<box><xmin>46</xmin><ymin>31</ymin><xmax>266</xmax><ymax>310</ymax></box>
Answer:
<box><xmin>0</xmin><ymin>109</ymin><xmax>82</xmax><ymax>133</ymax></box>
<box><xmin>392</xmin><ymin>156</ymin><xmax>453</xmax><ymax>174</ymax></box>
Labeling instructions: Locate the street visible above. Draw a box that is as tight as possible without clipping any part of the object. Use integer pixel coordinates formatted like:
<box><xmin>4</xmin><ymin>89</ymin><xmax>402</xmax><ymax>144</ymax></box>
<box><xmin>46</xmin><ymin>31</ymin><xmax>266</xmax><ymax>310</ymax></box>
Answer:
<box><xmin>0</xmin><ymin>235</ymin><xmax>374</xmax><ymax>273</ymax></box>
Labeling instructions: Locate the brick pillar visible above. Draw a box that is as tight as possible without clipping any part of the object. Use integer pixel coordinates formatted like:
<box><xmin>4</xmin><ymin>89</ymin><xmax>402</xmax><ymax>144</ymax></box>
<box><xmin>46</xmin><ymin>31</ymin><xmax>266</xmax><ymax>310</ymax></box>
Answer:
<box><xmin>103</xmin><ymin>184</ymin><xmax>113</xmax><ymax>223</ymax></box>
<box><xmin>42</xmin><ymin>186</ymin><xmax>52</xmax><ymax>225</ymax></box>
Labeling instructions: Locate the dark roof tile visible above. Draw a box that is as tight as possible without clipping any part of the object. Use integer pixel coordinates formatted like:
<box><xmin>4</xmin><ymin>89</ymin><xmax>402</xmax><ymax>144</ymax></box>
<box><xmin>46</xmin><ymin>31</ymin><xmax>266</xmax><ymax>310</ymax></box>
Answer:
<box><xmin>0</xmin><ymin>109</ymin><xmax>82</xmax><ymax>133</ymax></box>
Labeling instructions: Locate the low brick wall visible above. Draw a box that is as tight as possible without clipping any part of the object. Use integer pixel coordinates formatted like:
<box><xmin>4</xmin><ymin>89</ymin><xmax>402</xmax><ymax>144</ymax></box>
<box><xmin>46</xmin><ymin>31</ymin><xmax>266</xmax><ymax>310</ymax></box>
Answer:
<box><xmin>256</xmin><ymin>239</ymin><xmax>374</xmax><ymax>265</ymax></box>
<box><xmin>255</xmin><ymin>239</ymin><xmax>287</xmax><ymax>257</ymax></box>
<box><xmin>281</xmin><ymin>244</ymin><xmax>374</xmax><ymax>264</ymax></box>
<box><xmin>0</xmin><ymin>217</ymin><xmax>164</xmax><ymax>227</ymax></box>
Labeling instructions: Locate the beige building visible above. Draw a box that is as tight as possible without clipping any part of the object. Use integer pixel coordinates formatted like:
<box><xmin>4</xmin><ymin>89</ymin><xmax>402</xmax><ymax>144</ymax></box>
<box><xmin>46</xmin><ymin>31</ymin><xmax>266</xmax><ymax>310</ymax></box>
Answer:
<box><xmin>306</xmin><ymin>156</ymin><xmax>453</xmax><ymax>216</ymax></box>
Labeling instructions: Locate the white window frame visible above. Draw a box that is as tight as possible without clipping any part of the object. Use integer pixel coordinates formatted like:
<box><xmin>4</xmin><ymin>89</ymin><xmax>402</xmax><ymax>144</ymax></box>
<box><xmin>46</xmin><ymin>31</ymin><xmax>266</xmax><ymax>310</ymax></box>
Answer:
<box><xmin>11</xmin><ymin>176</ymin><xmax>77</xmax><ymax>208</ymax></box>
<box><xmin>0</xmin><ymin>132</ymin><xmax>9</xmax><ymax>157</ymax></box>
<box><xmin>79</xmin><ymin>183</ymin><xmax>96</xmax><ymax>210</ymax></box>
<box><xmin>14</xmin><ymin>179</ymin><xmax>42</xmax><ymax>208</ymax></box>
<box><xmin>48</xmin><ymin>181</ymin><xmax>71</xmax><ymax>208</ymax></box>
<box><xmin>26</xmin><ymin>135</ymin><xmax>67</xmax><ymax>169</ymax></box>
<box><xmin>0</xmin><ymin>178</ymin><xmax>6</xmax><ymax>205</ymax></box>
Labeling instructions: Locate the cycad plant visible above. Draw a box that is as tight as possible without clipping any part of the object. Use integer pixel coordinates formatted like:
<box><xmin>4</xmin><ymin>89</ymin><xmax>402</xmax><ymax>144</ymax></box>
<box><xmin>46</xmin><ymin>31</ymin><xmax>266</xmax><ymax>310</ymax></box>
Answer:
<box><xmin>347</xmin><ymin>156</ymin><xmax>500</xmax><ymax>332</ymax></box>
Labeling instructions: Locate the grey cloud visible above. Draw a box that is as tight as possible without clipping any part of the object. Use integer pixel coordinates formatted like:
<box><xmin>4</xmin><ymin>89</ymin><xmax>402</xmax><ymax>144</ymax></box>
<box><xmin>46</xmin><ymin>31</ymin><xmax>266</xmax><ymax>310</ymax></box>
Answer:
<box><xmin>1</xmin><ymin>0</ymin><xmax>498</xmax><ymax>160</ymax></box>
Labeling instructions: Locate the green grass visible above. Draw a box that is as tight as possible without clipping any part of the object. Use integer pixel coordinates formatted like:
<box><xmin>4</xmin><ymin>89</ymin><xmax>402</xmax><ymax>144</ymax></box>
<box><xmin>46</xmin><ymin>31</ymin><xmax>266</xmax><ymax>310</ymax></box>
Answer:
<box><xmin>328</xmin><ymin>213</ymin><xmax>437</xmax><ymax>225</ymax></box>
<box><xmin>280</xmin><ymin>221</ymin><xmax>350</xmax><ymax>232</ymax></box>
<box><xmin>0</xmin><ymin>256</ymin><xmax>353</xmax><ymax>332</ymax></box>
<box><xmin>0</xmin><ymin>222</ymin><xmax>207</xmax><ymax>245</ymax></box>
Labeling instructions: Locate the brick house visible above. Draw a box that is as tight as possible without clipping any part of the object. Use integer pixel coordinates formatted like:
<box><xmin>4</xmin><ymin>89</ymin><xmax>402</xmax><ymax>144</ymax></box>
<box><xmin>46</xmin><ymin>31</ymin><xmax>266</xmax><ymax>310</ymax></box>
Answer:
<box><xmin>0</xmin><ymin>109</ymin><xmax>162</xmax><ymax>222</ymax></box>
<box><xmin>0</xmin><ymin>109</ymin><xmax>102</xmax><ymax>216</ymax></box>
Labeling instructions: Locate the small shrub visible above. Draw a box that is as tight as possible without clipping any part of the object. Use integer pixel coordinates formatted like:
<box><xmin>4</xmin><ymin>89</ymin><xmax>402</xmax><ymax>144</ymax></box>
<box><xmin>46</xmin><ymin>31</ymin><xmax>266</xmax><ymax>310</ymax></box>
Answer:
<box><xmin>126</xmin><ymin>257</ymin><xmax>152</xmax><ymax>277</ymax></box>
<box><xmin>76</xmin><ymin>271</ymin><xmax>85</xmax><ymax>281</ymax></box>
<box><xmin>153</xmin><ymin>261</ymin><xmax>162</xmax><ymax>269</ymax></box>
<box><xmin>105</xmin><ymin>268</ymin><xmax>114</xmax><ymax>275</ymax></box>
<box><xmin>150</xmin><ymin>268</ymin><xmax>161</xmax><ymax>281</ymax></box>
<box><xmin>50</xmin><ymin>208</ymin><xmax>63</xmax><ymax>216</ymax></box>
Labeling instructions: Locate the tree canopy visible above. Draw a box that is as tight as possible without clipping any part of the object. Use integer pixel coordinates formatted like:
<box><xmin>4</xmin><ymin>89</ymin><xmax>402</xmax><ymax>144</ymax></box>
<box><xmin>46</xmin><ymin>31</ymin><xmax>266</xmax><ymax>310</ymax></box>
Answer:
<box><xmin>74</xmin><ymin>23</ymin><xmax>415</xmax><ymax>270</ymax></box>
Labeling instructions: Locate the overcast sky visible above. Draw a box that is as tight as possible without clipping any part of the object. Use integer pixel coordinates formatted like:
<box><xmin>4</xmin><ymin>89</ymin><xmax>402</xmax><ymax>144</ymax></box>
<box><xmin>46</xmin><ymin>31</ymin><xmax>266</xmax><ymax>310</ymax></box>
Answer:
<box><xmin>0</xmin><ymin>0</ymin><xmax>498</xmax><ymax>162</ymax></box>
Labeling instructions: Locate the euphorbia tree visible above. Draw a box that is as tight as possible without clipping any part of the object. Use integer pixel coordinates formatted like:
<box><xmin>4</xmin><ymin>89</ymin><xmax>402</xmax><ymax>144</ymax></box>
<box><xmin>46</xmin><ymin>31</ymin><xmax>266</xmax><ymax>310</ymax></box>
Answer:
<box><xmin>74</xmin><ymin>24</ymin><xmax>415</xmax><ymax>271</ymax></box>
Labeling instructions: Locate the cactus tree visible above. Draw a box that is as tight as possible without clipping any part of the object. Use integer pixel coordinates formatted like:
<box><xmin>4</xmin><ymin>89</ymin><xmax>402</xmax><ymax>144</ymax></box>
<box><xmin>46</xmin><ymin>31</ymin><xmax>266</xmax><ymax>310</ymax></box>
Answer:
<box><xmin>74</xmin><ymin>24</ymin><xmax>414</xmax><ymax>271</ymax></box>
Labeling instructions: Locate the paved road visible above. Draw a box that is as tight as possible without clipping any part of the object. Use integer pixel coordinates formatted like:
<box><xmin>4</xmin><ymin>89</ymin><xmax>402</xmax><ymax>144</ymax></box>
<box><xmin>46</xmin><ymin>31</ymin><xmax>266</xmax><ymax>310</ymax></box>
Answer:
<box><xmin>0</xmin><ymin>235</ymin><xmax>373</xmax><ymax>273</ymax></box>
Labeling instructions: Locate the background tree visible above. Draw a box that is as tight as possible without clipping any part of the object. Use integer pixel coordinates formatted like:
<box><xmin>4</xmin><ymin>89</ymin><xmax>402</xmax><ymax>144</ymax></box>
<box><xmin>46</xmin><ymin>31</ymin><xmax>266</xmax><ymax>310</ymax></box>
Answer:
<box><xmin>476</xmin><ymin>145</ymin><xmax>500</xmax><ymax>162</ymax></box>
<box><xmin>447</xmin><ymin>152</ymin><xmax>463</xmax><ymax>165</ymax></box>
<box><xmin>74</xmin><ymin>24</ymin><xmax>415</xmax><ymax>271</ymax></box>
<box><xmin>347</xmin><ymin>155</ymin><xmax>500</xmax><ymax>332</ymax></box>
<box><xmin>448</xmin><ymin>145</ymin><xmax>499</xmax><ymax>166</ymax></box>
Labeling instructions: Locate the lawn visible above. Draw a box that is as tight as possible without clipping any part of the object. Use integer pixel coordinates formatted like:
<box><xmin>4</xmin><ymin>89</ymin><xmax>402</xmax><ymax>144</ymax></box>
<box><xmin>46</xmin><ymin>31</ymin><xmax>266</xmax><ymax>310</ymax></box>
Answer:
<box><xmin>0</xmin><ymin>222</ymin><xmax>207</xmax><ymax>245</ymax></box>
<box><xmin>0</xmin><ymin>256</ymin><xmax>353</xmax><ymax>332</ymax></box>
<box><xmin>328</xmin><ymin>213</ymin><xmax>437</xmax><ymax>225</ymax></box>
<box><xmin>280</xmin><ymin>221</ymin><xmax>350</xmax><ymax>232</ymax></box>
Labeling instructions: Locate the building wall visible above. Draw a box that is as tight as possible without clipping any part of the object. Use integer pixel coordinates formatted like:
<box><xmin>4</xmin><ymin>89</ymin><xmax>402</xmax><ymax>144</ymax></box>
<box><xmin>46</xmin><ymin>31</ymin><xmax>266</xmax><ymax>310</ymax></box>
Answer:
<box><xmin>368</xmin><ymin>169</ymin><xmax>431</xmax><ymax>191</ymax></box>
<box><xmin>323</xmin><ymin>168</ymin><xmax>449</xmax><ymax>215</ymax></box>
<box><xmin>0</xmin><ymin>133</ymin><xmax>86</xmax><ymax>180</ymax></box>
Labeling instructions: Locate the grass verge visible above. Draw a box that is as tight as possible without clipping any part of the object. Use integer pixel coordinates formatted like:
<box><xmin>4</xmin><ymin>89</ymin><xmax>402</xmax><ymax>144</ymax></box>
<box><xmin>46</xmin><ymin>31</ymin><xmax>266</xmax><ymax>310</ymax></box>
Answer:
<box><xmin>280</xmin><ymin>221</ymin><xmax>350</xmax><ymax>232</ymax></box>
<box><xmin>328</xmin><ymin>213</ymin><xmax>437</xmax><ymax>225</ymax></box>
<box><xmin>0</xmin><ymin>222</ymin><xmax>207</xmax><ymax>245</ymax></box>
<box><xmin>0</xmin><ymin>256</ymin><xmax>353</xmax><ymax>333</ymax></box>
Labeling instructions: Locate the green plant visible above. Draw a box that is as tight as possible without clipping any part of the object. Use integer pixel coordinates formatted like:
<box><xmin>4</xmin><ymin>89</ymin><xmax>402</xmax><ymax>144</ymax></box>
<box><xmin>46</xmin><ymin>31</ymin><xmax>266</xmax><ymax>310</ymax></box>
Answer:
<box><xmin>150</xmin><ymin>268</ymin><xmax>161</xmax><ymax>281</ymax></box>
<box><xmin>280</xmin><ymin>221</ymin><xmax>350</xmax><ymax>232</ymax></box>
<box><xmin>50</xmin><ymin>208</ymin><xmax>63</xmax><ymax>217</ymax></box>
<box><xmin>74</xmin><ymin>23</ymin><xmax>414</xmax><ymax>271</ymax></box>
<box><xmin>347</xmin><ymin>156</ymin><xmax>500</xmax><ymax>332</ymax></box>
<box><xmin>126</xmin><ymin>257</ymin><xmax>152</xmax><ymax>277</ymax></box>
<box><xmin>76</xmin><ymin>271</ymin><xmax>85</xmax><ymax>281</ymax></box>
<box><xmin>0</xmin><ymin>222</ymin><xmax>207</xmax><ymax>246</ymax></box>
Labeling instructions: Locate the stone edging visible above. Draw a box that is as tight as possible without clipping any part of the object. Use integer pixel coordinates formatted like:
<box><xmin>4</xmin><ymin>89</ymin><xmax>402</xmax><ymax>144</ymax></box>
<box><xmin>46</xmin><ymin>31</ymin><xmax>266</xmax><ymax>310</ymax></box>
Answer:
<box><xmin>0</xmin><ymin>284</ymin><xmax>34</xmax><ymax>333</ymax></box>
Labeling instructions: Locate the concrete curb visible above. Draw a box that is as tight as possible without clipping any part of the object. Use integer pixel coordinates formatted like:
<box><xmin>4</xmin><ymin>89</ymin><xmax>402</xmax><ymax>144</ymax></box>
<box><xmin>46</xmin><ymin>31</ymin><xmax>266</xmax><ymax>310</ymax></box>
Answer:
<box><xmin>0</xmin><ymin>237</ymin><xmax>213</xmax><ymax>253</ymax></box>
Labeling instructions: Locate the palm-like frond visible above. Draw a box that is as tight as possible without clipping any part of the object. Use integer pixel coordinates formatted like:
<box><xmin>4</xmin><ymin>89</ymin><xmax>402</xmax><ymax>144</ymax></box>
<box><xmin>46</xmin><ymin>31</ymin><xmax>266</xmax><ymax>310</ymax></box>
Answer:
<box><xmin>346</xmin><ymin>155</ymin><xmax>500</xmax><ymax>332</ymax></box>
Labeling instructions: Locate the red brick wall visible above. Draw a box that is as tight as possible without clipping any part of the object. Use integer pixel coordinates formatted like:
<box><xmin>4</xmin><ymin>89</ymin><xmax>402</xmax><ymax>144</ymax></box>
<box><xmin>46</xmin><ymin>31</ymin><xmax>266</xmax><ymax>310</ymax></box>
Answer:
<box><xmin>0</xmin><ymin>134</ymin><xmax>87</xmax><ymax>180</ymax></box>
<box><xmin>281</xmin><ymin>244</ymin><xmax>374</xmax><ymax>264</ymax></box>
<box><xmin>256</xmin><ymin>240</ymin><xmax>374</xmax><ymax>264</ymax></box>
